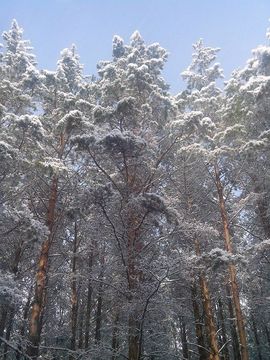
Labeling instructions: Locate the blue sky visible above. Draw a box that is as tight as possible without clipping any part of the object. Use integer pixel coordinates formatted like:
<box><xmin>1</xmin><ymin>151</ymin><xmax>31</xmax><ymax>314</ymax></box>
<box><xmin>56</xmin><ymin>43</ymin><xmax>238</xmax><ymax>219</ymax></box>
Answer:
<box><xmin>1</xmin><ymin>0</ymin><xmax>270</xmax><ymax>93</ymax></box>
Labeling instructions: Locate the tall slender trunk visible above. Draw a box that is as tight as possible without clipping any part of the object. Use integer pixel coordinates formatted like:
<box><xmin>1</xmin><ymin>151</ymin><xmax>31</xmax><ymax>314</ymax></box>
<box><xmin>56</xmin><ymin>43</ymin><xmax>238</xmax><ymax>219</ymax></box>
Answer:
<box><xmin>251</xmin><ymin>315</ymin><xmax>262</xmax><ymax>360</ymax></box>
<box><xmin>27</xmin><ymin>175</ymin><xmax>58</xmax><ymax>359</ymax></box>
<box><xmin>3</xmin><ymin>307</ymin><xmax>15</xmax><ymax>360</ymax></box>
<box><xmin>195</xmin><ymin>239</ymin><xmax>220</xmax><ymax>360</ymax></box>
<box><xmin>128</xmin><ymin>314</ymin><xmax>140</xmax><ymax>360</ymax></box>
<box><xmin>179</xmin><ymin>316</ymin><xmax>189</xmax><ymax>360</ymax></box>
<box><xmin>77</xmin><ymin>297</ymin><xmax>84</xmax><ymax>349</ymax></box>
<box><xmin>191</xmin><ymin>284</ymin><xmax>208</xmax><ymax>360</ymax></box>
<box><xmin>217</xmin><ymin>299</ymin><xmax>229</xmax><ymax>360</ymax></box>
<box><xmin>226</xmin><ymin>286</ymin><xmax>241</xmax><ymax>360</ymax></box>
<box><xmin>95</xmin><ymin>255</ymin><xmax>104</xmax><ymax>345</ymax></box>
<box><xmin>127</xmin><ymin>204</ymin><xmax>144</xmax><ymax>360</ymax></box>
<box><xmin>27</xmin><ymin>133</ymin><xmax>65</xmax><ymax>359</ymax></box>
<box><xmin>111</xmin><ymin>311</ymin><xmax>120</xmax><ymax>360</ymax></box>
<box><xmin>94</xmin><ymin>283</ymin><xmax>103</xmax><ymax>344</ymax></box>
<box><xmin>70</xmin><ymin>220</ymin><xmax>80</xmax><ymax>356</ymax></box>
<box><xmin>214</xmin><ymin>164</ymin><xmax>249</xmax><ymax>360</ymax></box>
<box><xmin>84</xmin><ymin>253</ymin><xmax>93</xmax><ymax>349</ymax></box>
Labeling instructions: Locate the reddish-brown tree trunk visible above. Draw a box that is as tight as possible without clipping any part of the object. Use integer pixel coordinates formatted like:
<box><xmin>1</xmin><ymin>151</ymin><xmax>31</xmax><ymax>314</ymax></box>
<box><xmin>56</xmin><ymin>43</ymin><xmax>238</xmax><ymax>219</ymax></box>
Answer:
<box><xmin>226</xmin><ymin>286</ymin><xmax>241</xmax><ymax>360</ymax></box>
<box><xmin>195</xmin><ymin>239</ymin><xmax>220</xmax><ymax>360</ymax></box>
<box><xmin>27</xmin><ymin>175</ymin><xmax>58</xmax><ymax>359</ymax></box>
<box><xmin>217</xmin><ymin>299</ymin><xmax>229</xmax><ymax>360</ymax></box>
<box><xmin>214</xmin><ymin>164</ymin><xmax>249</xmax><ymax>360</ymax></box>
<box><xmin>191</xmin><ymin>284</ymin><xmax>208</xmax><ymax>360</ymax></box>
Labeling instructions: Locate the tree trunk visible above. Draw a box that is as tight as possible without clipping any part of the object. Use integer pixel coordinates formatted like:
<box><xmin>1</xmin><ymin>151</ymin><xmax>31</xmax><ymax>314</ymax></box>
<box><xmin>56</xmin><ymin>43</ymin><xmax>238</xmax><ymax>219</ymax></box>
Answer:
<box><xmin>179</xmin><ymin>316</ymin><xmax>189</xmax><ymax>360</ymax></box>
<box><xmin>94</xmin><ymin>284</ymin><xmax>103</xmax><ymax>344</ymax></box>
<box><xmin>251</xmin><ymin>315</ymin><xmax>262</xmax><ymax>360</ymax></box>
<box><xmin>3</xmin><ymin>306</ymin><xmax>16</xmax><ymax>360</ymax></box>
<box><xmin>195</xmin><ymin>239</ymin><xmax>220</xmax><ymax>360</ymax></box>
<box><xmin>128</xmin><ymin>314</ymin><xmax>140</xmax><ymax>360</ymax></box>
<box><xmin>95</xmin><ymin>256</ymin><xmax>104</xmax><ymax>345</ymax></box>
<box><xmin>226</xmin><ymin>286</ymin><xmax>241</xmax><ymax>360</ymax></box>
<box><xmin>77</xmin><ymin>297</ymin><xmax>84</xmax><ymax>349</ymax></box>
<box><xmin>191</xmin><ymin>284</ymin><xmax>208</xmax><ymax>360</ymax></box>
<box><xmin>127</xmin><ymin>207</ymin><xmax>142</xmax><ymax>360</ymax></box>
<box><xmin>111</xmin><ymin>311</ymin><xmax>120</xmax><ymax>360</ymax></box>
<box><xmin>84</xmin><ymin>253</ymin><xmax>93</xmax><ymax>349</ymax></box>
<box><xmin>214</xmin><ymin>164</ymin><xmax>249</xmax><ymax>360</ymax></box>
<box><xmin>27</xmin><ymin>175</ymin><xmax>58</xmax><ymax>359</ymax></box>
<box><xmin>70</xmin><ymin>220</ymin><xmax>80</xmax><ymax>356</ymax></box>
<box><xmin>217</xmin><ymin>299</ymin><xmax>229</xmax><ymax>360</ymax></box>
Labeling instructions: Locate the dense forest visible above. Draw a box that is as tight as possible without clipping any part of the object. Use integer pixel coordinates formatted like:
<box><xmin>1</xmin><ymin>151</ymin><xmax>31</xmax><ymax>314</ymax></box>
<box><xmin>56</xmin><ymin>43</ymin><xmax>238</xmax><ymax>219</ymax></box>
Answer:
<box><xmin>0</xmin><ymin>19</ymin><xmax>270</xmax><ymax>360</ymax></box>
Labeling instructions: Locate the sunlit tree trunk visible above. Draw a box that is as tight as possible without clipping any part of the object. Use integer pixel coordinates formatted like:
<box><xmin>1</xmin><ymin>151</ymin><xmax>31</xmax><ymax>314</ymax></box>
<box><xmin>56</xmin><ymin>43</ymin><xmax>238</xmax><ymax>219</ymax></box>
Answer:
<box><xmin>214</xmin><ymin>163</ymin><xmax>249</xmax><ymax>360</ymax></box>
<box><xmin>195</xmin><ymin>239</ymin><xmax>220</xmax><ymax>360</ymax></box>
<box><xmin>27</xmin><ymin>175</ymin><xmax>58</xmax><ymax>359</ymax></box>
<box><xmin>27</xmin><ymin>133</ymin><xmax>65</xmax><ymax>359</ymax></box>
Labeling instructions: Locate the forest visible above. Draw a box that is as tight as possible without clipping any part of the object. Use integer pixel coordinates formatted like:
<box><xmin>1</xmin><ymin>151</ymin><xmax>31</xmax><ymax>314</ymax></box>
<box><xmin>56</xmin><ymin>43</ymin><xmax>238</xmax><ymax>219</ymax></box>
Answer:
<box><xmin>0</xmin><ymin>19</ymin><xmax>270</xmax><ymax>360</ymax></box>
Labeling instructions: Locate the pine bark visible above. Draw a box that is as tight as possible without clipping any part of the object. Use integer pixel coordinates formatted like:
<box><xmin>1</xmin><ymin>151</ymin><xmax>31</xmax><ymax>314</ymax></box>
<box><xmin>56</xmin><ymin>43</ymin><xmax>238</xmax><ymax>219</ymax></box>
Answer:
<box><xmin>27</xmin><ymin>175</ymin><xmax>58</xmax><ymax>359</ymax></box>
<box><xmin>214</xmin><ymin>164</ymin><xmax>249</xmax><ymax>360</ymax></box>
<box><xmin>191</xmin><ymin>284</ymin><xmax>208</xmax><ymax>360</ymax></box>
<box><xmin>195</xmin><ymin>239</ymin><xmax>220</xmax><ymax>360</ymax></box>
<box><xmin>27</xmin><ymin>132</ymin><xmax>65</xmax><ymax>359</ymax></box>
<box><xmin>226</xmin><ymin>286</ymin><xmax>241</xmax><ymax>360</ymax></box>
<box><xmin>217</xmin><ymin>299</ymin><xmax>229</xmax><ymax>360</ymax></box>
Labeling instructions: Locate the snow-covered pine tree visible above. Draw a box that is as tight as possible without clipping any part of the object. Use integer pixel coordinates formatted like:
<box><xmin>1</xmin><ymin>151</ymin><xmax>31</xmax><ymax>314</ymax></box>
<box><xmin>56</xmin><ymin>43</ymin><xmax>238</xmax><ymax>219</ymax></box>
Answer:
<box><xmin>73</xmin><ymin>31</ymin><xmax>177</xmax><ymax>359</ymax></box>
<box><xmin>26</xmin><ymin>45</ymin><xmax>88</xmax><ymax>359</ymax></box>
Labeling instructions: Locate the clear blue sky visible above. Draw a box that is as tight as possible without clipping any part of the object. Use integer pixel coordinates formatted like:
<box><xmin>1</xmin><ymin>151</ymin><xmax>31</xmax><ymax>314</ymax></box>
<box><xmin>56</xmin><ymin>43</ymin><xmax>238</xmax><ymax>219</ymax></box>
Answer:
<box><xmin>1</xmin><ymin>0</ymin><xmax>270</xmax><ymax>93</ymax></box>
